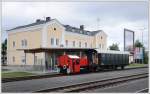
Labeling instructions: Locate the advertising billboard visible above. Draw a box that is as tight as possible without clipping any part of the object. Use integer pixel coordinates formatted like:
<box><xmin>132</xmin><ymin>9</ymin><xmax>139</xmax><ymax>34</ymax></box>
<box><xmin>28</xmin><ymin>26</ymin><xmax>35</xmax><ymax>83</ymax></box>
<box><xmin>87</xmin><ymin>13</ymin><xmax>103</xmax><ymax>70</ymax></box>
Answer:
<box><xmin>124</xmin><ymin>28</ymin><xmax>135</xmax><ymax>53</ymax></box>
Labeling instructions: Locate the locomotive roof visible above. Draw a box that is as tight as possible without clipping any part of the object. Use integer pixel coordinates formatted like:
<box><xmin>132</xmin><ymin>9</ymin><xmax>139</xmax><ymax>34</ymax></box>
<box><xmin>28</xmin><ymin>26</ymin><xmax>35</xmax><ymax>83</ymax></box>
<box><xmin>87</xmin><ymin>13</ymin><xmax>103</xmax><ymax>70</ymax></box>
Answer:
<box><xmin>95</xmin><ymin>49</ymin><xmax>129</xmax><ymax>54</ymax></box>
<box><xmin>68</xmin><ymin>55</ymin><xmax>80</xmax><ymax>59</ymax></box>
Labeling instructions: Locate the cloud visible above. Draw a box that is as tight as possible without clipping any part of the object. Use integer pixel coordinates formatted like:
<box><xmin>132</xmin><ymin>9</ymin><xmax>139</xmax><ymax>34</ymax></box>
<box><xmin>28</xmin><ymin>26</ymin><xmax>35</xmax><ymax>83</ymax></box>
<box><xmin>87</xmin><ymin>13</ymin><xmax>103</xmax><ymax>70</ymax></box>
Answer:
<box><xmin>2</xmin><ymin>1</ymin><xmax>148</xmax><ymax>50</ymax></box>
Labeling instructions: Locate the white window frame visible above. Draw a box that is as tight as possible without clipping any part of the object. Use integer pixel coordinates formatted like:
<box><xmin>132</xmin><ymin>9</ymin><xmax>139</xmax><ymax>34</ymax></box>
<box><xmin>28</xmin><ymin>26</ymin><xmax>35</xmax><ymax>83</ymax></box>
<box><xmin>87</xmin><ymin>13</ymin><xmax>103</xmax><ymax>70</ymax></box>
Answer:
<box><xmin>51</xmin><ymin>38</ymin><xmax>54</xmax><ymax>46</ymax></box>
<box><xmin>21</xmin><ymin>40</ymin><xmax>24</xmax><ymax>47</ymax></box>
<box><xmin>24</xmin><ymin>39</ymin><xmax>27</xmax><ymax>47</ymax></box>
<box><xmin>66</xmin><ymin>40</ymin><xmax>68</xmax><ymax>47</ymax></box>
<box><xmin>56</xmin><ymin>38</ymin><xmax>59</xmax><ymax>46</ymax></box>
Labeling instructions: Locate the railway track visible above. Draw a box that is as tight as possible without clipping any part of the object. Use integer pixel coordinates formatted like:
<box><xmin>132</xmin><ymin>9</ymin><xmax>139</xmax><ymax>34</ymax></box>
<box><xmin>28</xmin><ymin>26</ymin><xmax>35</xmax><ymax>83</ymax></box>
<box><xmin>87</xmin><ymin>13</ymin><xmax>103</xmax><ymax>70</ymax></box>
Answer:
<box><xmin>35</xmin><ymin>73</ymin><xmax>148</xmax><ymax>93</ymax></box>
<box><xmin>2</xmin><ymin>66</ymin><xmax>148</xmax><ymax>83</ymax></box>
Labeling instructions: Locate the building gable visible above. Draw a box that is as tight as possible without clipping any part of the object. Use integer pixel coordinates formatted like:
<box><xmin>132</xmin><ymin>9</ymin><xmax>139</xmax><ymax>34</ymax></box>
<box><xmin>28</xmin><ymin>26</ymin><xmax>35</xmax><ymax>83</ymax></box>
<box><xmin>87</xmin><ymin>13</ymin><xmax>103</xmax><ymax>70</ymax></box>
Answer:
<box><xmin>42</xmin><ymin>19</ymin><xmax>65</xmax><ymax>47</ymax></box>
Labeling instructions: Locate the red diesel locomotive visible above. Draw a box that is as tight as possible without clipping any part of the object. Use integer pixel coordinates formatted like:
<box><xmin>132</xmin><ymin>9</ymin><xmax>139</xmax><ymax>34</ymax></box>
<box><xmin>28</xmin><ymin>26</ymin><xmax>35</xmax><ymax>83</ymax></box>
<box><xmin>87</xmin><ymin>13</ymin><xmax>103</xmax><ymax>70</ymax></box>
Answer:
<box><xmin>57</xmin><ymin>49</ymin><xmax>129</xmax><ymax>74</ymax></box>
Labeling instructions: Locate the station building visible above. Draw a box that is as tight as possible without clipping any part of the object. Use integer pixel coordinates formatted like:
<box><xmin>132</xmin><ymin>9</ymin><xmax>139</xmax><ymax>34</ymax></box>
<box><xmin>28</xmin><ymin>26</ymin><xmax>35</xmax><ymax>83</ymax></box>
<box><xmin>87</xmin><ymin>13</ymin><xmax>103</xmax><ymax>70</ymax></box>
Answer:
<box><xmin>7</xmin><ymin>17</ymin><xmax>107</xmax><ymax>71</ymax></box>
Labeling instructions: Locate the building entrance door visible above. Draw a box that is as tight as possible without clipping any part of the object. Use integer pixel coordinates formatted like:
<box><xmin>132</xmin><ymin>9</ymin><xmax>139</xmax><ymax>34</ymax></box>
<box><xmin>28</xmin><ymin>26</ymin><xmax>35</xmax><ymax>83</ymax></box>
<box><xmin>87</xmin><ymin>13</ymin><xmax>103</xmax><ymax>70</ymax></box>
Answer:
<box><xmin>46</xmin><ymin>56</ymin><xmax>52</xmax><ymax>71</ymax></box>
<box><xmin>47</xmin><ymin>53</ymin><xmax>57</xmax><ymax>71</ymax></box>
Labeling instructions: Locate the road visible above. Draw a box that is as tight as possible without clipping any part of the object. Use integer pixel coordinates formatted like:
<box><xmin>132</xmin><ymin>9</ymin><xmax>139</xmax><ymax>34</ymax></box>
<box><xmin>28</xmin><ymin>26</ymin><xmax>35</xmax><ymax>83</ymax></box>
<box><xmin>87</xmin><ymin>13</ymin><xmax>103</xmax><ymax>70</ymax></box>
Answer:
<box><xmin>2</xmin><ymin>68</ymin><xmax>148</xmax><ymax>92</ymax></box>
<box><xmin>87</xmin><ymin>78</ymin><xmax>148</xmax><ymax>93</ymax></box>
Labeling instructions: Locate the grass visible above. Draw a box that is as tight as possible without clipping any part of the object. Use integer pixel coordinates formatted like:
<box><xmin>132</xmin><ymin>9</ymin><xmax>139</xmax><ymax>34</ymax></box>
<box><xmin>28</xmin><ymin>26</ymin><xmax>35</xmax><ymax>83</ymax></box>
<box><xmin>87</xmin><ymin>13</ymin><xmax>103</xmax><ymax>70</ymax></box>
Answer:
<box><xmin>2</xmin><ymin>72</ymin><xmax>35</xmax><ymax>78</ymax></box>
<box><xmin>127</xmin><ymin>63</ymin><xmax>147</xmax><ymax>67</ymax></box>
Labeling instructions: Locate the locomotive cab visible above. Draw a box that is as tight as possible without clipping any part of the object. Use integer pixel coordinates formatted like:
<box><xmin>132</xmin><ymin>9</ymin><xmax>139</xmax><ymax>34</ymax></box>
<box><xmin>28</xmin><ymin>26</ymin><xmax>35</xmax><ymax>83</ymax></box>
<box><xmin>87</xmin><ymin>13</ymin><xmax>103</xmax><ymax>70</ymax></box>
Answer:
<box><xmin>57</xmin><ymin>55</ymin><xmax>88</xmax><ymax>74</ymax></box>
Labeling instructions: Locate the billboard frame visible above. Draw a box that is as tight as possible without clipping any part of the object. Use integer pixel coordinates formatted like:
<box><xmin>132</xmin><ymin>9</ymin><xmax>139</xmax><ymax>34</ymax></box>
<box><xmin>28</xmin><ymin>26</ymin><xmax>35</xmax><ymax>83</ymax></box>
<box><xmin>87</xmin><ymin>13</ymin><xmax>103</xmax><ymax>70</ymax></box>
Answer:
<box><xmin>124</xmin><ymin>28</ymin><xmax>135</xmax><ymax>54</ymax></box>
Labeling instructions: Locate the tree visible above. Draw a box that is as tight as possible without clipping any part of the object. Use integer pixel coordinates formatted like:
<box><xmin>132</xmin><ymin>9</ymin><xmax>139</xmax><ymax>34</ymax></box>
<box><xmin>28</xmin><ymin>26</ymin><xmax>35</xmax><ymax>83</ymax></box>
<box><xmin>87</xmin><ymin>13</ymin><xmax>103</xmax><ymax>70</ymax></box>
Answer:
<box><xmin>109</xmin><ymin>43</ymin><xmax>120</xmax><ymax>51</ymax></box>
<box><xmin>134</xmin><ymin>40</ymin><xmax>143</xmax><ymax>47</ymax></box>
<box><xmin>1</xmin><ymin>39</ymin><xmax>7</xmax><ymax>65</ymax></box>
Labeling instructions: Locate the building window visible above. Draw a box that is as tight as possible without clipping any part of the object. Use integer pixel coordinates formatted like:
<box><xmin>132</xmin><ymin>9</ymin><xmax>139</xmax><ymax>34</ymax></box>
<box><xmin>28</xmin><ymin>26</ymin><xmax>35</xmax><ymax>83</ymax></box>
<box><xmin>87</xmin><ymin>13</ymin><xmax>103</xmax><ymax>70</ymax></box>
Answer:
<box><xmin>66</xmin><ymin>40</ymin><xmax>68</xmax><ymax>47</ymax></box>
<box><xmin>79</xmin><ymin>42</ymin><xmax>81</xmax><ymax>47</ymax></box>
<box><xmin>13</xmin><ymin>56</ymin><xmax>15</xmax><ymax>62</ymax></box>
<box><xmin>13</xmin><ymin>41</ymin><xmax>15</xmax><ymax>47</ymax></box>
<box><xmin>101</xmin><ymin>36</ymin><xmax>103</xmax><ymax>39</ymax></box>
<box><xmin>51</xmin><ymin>38</ymin><xmax>54</xmax><ymax>45</ymax></box>
<box><xmin>24</xmin><ymin>40</ymin><xmax>27</xmax><ymax>47</ymax></box>
<box><xmin>56</xmin><ymin>38</ymin><xmax>59</xmax><ymax>46</ymax></box>
<box><xmin>54</xmin><ymin>28</ymin><xmax>56</xmax><ymax>31</ymax></box>
<box><xmin>85</xmin><ymin>42</ymin><xmax>87</xmax><ymax>48</ymax></box>
<box><xmin>21</xmin><ymin>40</ymin><xmax>27</xmax><ymax>47</ymax></box>
<box><xmin>21</xmin><ymin>40</ymin><xmax>24</xmax><ymax>47</ymax></box>
<box><xmin>73</xmin><ymin>41</ymin><xmax>75</xmax><ymax>47</ymax></box>
<box><xmin>21</xmin><ymin>56</ymin><xmax>25</xmax><ymax>64</ymax></box>
<box><xmin>34</xmin><ymin>56</ymin><xmax>37</xmax><ymax>64</ymax></box>
<box><xmin>99</xmin><ymin>44</ymin><xmax>101</xmax><ymax>48</ymax></box>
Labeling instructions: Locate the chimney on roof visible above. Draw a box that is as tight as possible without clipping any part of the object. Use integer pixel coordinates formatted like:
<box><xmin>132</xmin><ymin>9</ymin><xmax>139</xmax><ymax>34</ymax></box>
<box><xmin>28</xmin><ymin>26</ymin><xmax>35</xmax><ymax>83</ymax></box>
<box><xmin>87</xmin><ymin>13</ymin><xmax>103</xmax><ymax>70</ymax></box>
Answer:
<box><xmin>80</xmin><ymin>25</ymin><xmax>84</xmax><ymax>30</ymax></box>
<box><xmin>46</xmin><ymin>17</ymin><xmax>51</xmax><ymax>21</ymax></box>
<box><xmin>36</xmin><ymin>19</ymin><xmax>41</xmax><ymax>23</ymax></box>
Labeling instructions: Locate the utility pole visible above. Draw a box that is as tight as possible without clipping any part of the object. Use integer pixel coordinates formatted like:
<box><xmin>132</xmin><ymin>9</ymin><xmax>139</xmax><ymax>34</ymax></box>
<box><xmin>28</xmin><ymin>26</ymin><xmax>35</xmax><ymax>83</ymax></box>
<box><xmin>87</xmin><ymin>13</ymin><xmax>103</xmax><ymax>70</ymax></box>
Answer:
<box><xmin>139</xmin><ymin>27</ymin><xmax>145</xmax><ymax>64</ymax></box>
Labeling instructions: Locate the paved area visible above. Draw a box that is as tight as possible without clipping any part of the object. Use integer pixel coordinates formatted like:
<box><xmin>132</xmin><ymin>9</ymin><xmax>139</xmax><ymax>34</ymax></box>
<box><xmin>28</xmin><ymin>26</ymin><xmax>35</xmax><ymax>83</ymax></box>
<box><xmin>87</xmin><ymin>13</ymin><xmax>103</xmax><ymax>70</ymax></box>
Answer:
<box><xmin>88</xmin><ymin>78</ymin><xmax>148</xmax><ymax>93</ymax></box>
<box><xmin>2</xmin><ymin>68</ymin><xmax>148</xmax><ymax>92</ymax></box>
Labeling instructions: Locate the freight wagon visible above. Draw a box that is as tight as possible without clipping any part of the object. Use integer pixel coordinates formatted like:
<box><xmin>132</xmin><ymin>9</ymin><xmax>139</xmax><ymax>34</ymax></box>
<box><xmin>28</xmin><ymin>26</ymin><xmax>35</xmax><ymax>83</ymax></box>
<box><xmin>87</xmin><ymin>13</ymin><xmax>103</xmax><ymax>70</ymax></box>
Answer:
<box><xmin>94</xmin><ymin>49</ymin><xmax>129</xmax><ymax>70</ymax></box>
<box><xmin>57</xmin><ymin>49</ymin><xmax>129</xmax><ymax>74</ymax></box>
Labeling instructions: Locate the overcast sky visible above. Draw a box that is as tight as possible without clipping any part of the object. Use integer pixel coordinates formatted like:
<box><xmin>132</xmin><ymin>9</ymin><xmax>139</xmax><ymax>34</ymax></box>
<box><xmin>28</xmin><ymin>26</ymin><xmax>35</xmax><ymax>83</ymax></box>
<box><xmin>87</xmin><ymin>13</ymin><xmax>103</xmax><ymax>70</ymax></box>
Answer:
<box><xmin>2</xmin><ymin>1</ymin><xmax>149</xmax><ymax>50</ymax></box>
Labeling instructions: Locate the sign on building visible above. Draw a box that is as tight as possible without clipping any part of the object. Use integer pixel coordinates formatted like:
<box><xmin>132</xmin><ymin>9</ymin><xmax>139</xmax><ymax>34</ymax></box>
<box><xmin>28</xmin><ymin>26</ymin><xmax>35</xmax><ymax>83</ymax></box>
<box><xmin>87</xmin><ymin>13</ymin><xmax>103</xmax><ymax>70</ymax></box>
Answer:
<box><xmin>134</xmin><ymin>47</ymin><xmax>143</xmax><ymax>59</ymax></box>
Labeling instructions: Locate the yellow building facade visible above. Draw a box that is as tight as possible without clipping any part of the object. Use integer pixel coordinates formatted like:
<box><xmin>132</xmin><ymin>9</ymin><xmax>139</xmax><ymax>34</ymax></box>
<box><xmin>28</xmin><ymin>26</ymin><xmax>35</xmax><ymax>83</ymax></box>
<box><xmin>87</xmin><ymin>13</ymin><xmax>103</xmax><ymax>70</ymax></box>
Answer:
<box><xmin>7</xmin><ymin>17</ymin><xmax>107</xmax><ymax>71</ymax></box>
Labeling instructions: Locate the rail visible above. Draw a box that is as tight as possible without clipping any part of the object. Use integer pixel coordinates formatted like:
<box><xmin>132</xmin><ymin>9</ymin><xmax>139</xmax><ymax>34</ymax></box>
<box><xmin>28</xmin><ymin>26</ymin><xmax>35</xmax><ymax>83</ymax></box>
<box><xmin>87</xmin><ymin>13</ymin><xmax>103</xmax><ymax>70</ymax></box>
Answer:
<box><xmin>35</xmin><ymin>73</ymin><xmax>148</xmax><ymax>92</ymax></box>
